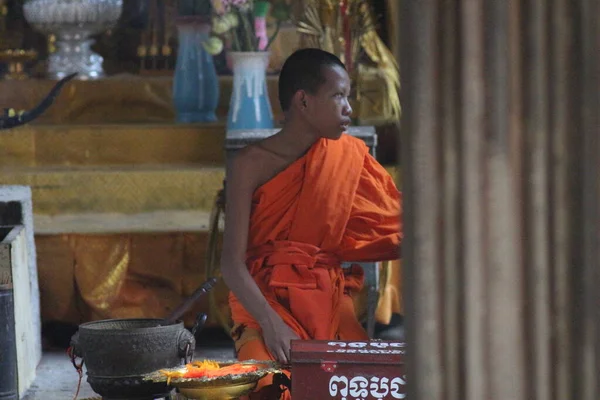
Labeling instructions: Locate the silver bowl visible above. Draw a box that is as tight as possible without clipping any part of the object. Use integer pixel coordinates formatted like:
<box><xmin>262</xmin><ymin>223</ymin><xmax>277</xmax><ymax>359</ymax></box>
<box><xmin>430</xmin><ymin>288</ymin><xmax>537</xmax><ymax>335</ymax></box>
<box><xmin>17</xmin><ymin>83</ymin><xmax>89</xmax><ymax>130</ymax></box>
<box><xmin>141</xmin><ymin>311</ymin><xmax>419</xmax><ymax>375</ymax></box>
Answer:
<box><xmin>23</xmin><ymin>0</ymin><xmax>123</xmax><ymax>80</ymax></box>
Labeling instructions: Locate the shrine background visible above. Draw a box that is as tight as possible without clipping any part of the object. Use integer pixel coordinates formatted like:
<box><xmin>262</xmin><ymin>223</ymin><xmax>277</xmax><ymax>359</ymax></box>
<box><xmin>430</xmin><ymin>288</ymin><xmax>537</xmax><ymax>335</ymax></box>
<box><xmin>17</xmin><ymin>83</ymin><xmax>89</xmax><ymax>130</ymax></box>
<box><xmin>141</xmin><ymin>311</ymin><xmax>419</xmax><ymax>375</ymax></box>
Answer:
<box><xmin>0</xmin><ymin>0</ymin><xmax>404</xmax><ymax>340</ymax></box>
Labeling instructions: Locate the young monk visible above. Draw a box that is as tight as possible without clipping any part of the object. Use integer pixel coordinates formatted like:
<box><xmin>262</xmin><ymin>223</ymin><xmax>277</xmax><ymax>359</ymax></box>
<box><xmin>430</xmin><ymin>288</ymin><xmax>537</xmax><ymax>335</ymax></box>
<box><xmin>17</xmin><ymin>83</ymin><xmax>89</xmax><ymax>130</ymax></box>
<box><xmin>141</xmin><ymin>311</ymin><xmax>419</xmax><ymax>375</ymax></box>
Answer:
<box><xmin>221</xmin><ymin>48</ymin><xmax>402</xmax><ymax>397</ymax></box>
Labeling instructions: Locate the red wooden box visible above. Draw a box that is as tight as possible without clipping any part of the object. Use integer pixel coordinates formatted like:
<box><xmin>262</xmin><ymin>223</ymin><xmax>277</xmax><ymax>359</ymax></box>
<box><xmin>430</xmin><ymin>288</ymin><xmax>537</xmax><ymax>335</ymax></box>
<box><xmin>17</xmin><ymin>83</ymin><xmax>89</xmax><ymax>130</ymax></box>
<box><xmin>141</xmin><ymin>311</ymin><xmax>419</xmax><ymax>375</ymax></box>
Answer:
<box><xmin>290</xmin><ymin>340</ymin><xmax>406</xmax><ymax>399</ymax></box>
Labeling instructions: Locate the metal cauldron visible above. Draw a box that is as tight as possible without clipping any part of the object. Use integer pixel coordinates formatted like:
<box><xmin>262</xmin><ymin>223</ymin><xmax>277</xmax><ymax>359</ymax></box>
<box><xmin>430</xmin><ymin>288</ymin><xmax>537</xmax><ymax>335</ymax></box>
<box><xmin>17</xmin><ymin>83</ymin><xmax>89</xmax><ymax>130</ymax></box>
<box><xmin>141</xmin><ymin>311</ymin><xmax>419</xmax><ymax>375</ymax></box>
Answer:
<box><xmin>70</xmin><ymin>316</ymin><xmax>205</xmax><ymax>400</ymax></box>
<box><xmin>68</xmin><ymin>278</ymin><xmax>217</xmax><ymax>399</ymax></box>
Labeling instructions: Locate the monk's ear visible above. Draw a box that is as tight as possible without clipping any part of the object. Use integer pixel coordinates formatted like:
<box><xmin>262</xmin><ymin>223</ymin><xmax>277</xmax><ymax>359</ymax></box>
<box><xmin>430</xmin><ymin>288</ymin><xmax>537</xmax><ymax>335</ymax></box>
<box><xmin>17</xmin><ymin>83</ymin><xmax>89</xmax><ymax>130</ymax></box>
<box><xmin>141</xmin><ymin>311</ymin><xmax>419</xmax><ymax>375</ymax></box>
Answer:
<box><xmin>291</xmin><ymin>90</ymin><xmax>309</xmax><ymax>112</ymax></box>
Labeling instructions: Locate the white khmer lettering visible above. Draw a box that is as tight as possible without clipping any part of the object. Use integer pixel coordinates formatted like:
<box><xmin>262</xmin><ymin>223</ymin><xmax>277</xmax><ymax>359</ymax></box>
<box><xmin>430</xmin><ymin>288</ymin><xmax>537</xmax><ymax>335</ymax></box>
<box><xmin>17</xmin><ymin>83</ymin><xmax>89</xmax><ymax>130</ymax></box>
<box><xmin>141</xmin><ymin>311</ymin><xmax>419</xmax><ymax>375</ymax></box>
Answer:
<box><xmin>369</xmin><ymin>377</ymin><xmax>389</xmax><ymax>398</ymax></box>
<box><xmin>325</xmin><ymin>349</ymin><xmax>404</xmax><ymax>355</ymax></box>
<box><xmin>329</xmin><ymin>375</ymin><xmax>349</xmax><ymax>399</ymax></box>
<box><xmin>327</xmin><ymin>341</ymin><xmax>405</xmax><ymax>349</ymax></box>
<box><xmin>328</xmin><ymin>375</ymin><xmax>406</xmax><ymax>399</ymax></box>
<box><xmin>348</xmin><ymin>376</ymin><xmax>369</xmax><ymax>398</ymax></box>
<box><xmin>390</xmin><ymin>376</ymin><xmax>406</xmax><ymax>399</ymax></box>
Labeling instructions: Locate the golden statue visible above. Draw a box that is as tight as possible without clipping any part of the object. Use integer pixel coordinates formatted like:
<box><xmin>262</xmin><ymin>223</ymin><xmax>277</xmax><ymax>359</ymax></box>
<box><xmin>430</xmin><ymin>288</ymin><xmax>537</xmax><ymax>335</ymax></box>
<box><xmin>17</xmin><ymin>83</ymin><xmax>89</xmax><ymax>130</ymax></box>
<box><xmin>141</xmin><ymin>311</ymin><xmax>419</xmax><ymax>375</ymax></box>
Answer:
<box><xmin>295</xmin><ymin>0</ymin><xmax>401</xmax><ymax>121</ymax></box>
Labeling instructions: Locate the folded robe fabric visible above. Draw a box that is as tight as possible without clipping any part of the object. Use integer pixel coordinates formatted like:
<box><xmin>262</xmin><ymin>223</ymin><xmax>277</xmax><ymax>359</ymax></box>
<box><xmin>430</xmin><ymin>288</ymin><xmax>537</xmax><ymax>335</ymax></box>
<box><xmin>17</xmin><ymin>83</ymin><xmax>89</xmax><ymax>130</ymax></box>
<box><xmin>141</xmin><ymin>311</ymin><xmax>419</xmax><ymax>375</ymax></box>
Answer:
<box><xmin>230</xmin><ymin>133</ymin><xmax>402</xmax><ymax>340</ymax></box>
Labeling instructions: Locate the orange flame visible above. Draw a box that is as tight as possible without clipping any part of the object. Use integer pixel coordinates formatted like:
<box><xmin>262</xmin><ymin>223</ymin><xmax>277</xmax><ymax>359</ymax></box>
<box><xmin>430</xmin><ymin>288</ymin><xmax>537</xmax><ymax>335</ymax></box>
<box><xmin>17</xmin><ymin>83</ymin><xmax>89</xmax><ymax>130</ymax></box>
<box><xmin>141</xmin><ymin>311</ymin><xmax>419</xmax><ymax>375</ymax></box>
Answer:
<box><xmin>159</xmin><ymin>360</ymin><xmax>259</xmax><ymax>384</ymax></box>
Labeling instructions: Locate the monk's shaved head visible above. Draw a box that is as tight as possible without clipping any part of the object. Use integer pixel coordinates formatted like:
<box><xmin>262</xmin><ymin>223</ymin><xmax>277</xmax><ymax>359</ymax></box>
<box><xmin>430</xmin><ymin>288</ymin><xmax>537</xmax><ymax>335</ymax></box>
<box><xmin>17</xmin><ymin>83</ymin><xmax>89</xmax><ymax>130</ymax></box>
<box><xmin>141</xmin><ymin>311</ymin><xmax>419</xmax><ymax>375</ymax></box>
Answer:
<box><xmin>278</xmin><ymin>48</ymin><xmax>346</xmax><ymax>112</ymax></box>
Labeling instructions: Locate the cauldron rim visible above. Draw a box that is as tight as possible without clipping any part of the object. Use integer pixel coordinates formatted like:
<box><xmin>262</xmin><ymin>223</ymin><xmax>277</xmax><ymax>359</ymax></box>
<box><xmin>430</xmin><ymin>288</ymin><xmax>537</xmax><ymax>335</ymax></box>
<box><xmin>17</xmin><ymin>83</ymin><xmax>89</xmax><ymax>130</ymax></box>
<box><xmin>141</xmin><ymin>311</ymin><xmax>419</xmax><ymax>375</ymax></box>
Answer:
<box><xmin>77</xmin><ymin>318</ymin><xmax>184</xmax><ymax>334</ymax></box>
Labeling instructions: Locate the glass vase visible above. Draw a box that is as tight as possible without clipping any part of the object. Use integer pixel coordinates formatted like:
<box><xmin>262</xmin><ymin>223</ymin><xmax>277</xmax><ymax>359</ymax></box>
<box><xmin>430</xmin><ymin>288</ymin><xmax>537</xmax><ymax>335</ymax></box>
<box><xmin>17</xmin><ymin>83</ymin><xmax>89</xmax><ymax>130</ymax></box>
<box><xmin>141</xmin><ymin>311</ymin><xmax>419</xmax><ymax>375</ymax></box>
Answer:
<box><xmin>173</xmin><ymin>18</ymin><xmax>219</xmax><ymax>123</ymax></box>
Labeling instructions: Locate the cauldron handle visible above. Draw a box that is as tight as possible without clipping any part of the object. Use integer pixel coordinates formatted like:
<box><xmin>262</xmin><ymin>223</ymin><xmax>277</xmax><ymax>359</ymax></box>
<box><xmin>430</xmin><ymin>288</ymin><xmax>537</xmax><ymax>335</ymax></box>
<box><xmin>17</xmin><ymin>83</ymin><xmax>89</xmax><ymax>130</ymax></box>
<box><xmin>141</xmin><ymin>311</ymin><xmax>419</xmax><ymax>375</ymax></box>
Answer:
<box><xmin>67</xmin><ymin>331</ymin><xmax>86</xmax><ymax>399</ymax></box>
<box><xmin>178</xmin><ymin>329</ymin><xmax>195</xmax><ymax>364</ymax></box>
<box><xmin>191</xmin><ymin>313</ymin><xmax>208</xmax><ymax>338</ymax></box>
<box><xmin>177</xmin><ymin>313</ymin><xmax>207</xmax><ymax>364</ymax></box>
<box><xmin>69</xmin><ymin>331</ymin><xmax>83</xmax><ymax>359</ymax></box>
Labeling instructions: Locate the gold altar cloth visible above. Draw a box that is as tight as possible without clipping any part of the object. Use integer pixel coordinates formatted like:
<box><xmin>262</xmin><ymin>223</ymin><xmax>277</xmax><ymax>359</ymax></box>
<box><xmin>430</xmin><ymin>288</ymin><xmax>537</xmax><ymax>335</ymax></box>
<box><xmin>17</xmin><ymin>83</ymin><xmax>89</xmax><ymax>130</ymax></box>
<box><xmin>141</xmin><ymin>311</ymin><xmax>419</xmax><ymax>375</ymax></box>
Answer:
<box><xmin>36</xmin><ymin>232</ymin><xmax>402</xmax><ymax>329</ymax></box>
<box><xmin>375</xmin><ymin>260</ymin><xmax>403</xmax><ymax>323</ymax></box>
<box><xmin>36</xmin><ymin>232</ymin><xmax>217</xmax><ymax>327</ymax></box>
<box><xmin>27</xmin><ymin>166</ymin><xmax>402</xmax><ymax>328</ymax></box>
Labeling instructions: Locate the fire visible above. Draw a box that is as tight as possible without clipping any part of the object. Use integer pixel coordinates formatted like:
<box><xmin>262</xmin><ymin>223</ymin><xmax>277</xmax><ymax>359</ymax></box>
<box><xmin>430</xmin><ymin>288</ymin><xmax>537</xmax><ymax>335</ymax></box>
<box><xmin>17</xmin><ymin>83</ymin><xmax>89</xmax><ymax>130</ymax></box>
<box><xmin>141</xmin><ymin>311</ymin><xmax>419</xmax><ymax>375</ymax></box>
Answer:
<box><xmin>191</xmin><ymin>360</ymin><xmax>221</xmax><ymax>370</ymax></box>
<box><xmin>159</xmin><ymin>360</ymin><xmax>259</xmax><ymax>384</ymax></box>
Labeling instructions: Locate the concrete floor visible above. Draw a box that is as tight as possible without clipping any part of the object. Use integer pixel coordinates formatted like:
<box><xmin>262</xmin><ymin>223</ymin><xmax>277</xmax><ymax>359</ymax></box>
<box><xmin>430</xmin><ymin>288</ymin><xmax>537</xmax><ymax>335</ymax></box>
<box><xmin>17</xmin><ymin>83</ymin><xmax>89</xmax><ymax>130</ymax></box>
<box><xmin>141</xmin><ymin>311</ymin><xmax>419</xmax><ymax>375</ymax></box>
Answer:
<box><xmin>23</xmin><ymin>327</ymin><xmax>236</xmax><ymax>400</ymax></box>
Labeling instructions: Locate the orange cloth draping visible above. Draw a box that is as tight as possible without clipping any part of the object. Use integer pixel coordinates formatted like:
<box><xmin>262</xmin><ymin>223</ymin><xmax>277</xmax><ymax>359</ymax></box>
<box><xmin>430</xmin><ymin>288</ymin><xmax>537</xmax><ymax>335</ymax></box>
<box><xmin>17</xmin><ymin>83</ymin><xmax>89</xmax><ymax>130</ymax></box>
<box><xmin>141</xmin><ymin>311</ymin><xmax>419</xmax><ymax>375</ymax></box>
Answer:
<box><xmin>229</xmin><ymin>135</ymin><xmax>402</xmax><ymax>398</ymax></box>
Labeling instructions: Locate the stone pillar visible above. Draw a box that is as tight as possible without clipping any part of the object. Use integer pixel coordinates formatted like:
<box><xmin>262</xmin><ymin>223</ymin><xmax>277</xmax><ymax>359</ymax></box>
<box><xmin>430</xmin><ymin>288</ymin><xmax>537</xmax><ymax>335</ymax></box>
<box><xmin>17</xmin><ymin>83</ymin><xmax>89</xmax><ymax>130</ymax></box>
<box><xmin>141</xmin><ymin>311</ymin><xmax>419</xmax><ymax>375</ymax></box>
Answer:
<box><xmin>398</xmin><ymin>1</ymin><xmax>599</xmax><ymax>400</ymax></box>
<box><xmin>0</xmin><ymin>186</ymin><xmax>40</xmax><ymax>397</ymax></box>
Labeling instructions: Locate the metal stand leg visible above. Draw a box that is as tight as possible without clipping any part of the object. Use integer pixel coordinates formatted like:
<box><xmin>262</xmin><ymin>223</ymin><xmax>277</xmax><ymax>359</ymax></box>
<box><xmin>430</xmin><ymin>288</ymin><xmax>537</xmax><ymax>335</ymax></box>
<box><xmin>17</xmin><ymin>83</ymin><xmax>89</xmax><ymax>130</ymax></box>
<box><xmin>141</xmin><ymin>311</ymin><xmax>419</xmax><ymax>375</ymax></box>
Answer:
<box><xmin>344</xmin><ymin>261</ymin><xmax>380</xmax><ymax>338</ymax></box>
<box><xmin>366</xmin><ymin>285</ymin><xmax>379</xmax><ymax>338</ymax></box>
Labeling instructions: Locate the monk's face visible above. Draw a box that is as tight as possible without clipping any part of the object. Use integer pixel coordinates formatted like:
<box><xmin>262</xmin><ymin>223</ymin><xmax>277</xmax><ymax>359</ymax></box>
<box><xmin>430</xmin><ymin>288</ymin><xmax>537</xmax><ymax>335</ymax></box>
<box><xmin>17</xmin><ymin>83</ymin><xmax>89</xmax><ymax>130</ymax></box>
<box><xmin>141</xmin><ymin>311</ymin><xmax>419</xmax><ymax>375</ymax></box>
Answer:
<box><xmin>305</xmin><ymin>65</ymin><xmax>353</xmax><ymax>140</ymax></box>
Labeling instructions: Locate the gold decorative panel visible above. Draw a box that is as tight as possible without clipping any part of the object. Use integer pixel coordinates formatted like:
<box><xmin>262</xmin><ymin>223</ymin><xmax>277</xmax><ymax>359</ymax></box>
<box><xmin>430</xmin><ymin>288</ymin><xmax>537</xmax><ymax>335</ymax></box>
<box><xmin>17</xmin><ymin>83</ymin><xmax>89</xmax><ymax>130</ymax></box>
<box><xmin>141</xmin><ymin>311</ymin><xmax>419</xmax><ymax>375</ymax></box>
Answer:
<box><xmin>0</xmin><ymin>74</ymin><xmax>394</xmax><ymax>126</ymax></box>
<box><xmin>0</xmin><ymin>124</ymin><xmax>226</xmax><ymax>167</ymax></box>
<box><xmin>0</xmin><ymin>76</ymin><xmax>281</xmax><ymax>125</ymax></box>
<box><xmin>0</xmin><ymin>165</ymin><xmax>225</xmax><ymax>215</ymax></box>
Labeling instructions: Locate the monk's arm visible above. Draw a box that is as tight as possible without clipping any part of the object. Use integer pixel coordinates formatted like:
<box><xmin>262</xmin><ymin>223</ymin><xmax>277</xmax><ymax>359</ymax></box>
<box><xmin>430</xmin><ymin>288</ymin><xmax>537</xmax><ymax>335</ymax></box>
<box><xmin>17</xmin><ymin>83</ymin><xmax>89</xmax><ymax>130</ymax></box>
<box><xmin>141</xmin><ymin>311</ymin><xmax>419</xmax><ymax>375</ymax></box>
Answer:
<box><xmin>220</xmin><ymin>155</ymin><xmax>280</xmax><ymax>327</ymax></box>
<box><xmin>341</xmin><ymin>152</ymin><xmax>402</xmax><ymax>261</ymax></box>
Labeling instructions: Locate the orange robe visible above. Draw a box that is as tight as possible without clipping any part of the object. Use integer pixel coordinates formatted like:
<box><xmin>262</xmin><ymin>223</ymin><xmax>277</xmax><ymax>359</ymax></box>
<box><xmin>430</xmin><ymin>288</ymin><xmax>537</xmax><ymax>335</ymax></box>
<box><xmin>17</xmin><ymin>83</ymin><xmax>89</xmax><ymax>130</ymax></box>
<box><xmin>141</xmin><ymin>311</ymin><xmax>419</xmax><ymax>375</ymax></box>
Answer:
<box><xmin>230</xmin><ymin>134</ymin><xmax>402</xmax><ymax>398</ymax></box>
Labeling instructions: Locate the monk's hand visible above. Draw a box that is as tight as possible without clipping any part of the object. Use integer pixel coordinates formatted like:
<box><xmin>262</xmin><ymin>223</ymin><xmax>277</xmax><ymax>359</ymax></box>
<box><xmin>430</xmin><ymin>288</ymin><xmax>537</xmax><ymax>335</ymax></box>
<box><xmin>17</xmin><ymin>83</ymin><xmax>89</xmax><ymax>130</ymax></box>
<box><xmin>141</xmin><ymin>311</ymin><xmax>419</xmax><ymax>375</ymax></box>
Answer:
<box><xmin>261</xmin><ymin>316</ymin><xmax>299</xmax><ymax>364</ymax></box>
